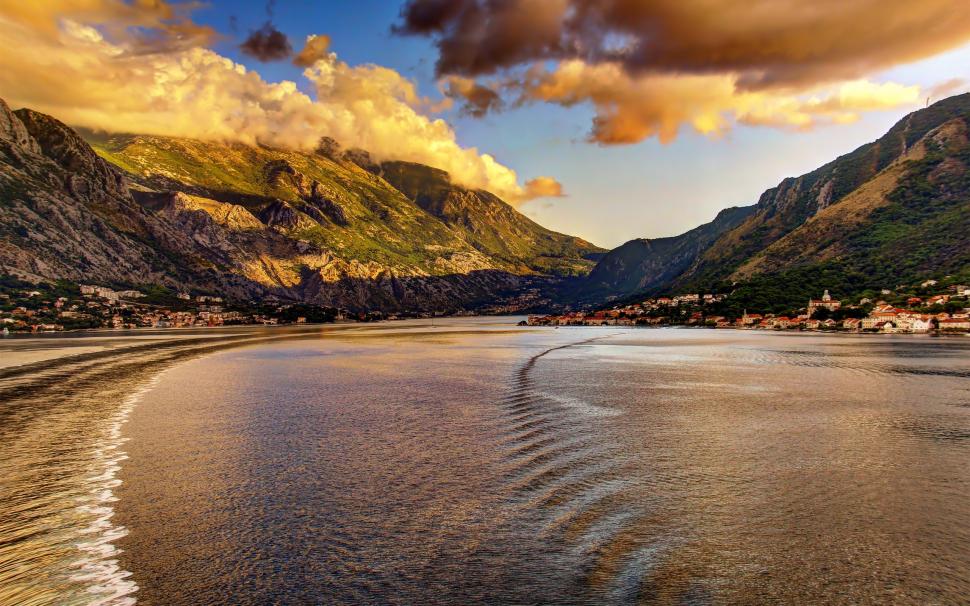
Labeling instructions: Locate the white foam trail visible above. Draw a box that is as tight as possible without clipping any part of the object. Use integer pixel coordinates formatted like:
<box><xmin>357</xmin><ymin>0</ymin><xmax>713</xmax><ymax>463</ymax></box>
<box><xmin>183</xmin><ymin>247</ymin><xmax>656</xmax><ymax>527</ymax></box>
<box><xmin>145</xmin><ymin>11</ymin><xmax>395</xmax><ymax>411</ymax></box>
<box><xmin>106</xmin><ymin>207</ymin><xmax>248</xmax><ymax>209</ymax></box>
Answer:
<box><xmin>67</xmin><ymin>369</ymin><xmax>171</xmax><ymax>606</ymax></box>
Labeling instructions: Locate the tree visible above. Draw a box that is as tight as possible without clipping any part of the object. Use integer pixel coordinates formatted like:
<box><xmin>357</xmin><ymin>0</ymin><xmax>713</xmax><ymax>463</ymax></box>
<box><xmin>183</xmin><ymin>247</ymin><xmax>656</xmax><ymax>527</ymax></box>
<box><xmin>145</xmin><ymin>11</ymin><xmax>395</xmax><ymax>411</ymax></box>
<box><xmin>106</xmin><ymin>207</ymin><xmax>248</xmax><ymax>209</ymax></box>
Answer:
<box><xmin>811</xmin><ymin>307</ymin><xmax>832</xmax><ymax>320</ymax></box>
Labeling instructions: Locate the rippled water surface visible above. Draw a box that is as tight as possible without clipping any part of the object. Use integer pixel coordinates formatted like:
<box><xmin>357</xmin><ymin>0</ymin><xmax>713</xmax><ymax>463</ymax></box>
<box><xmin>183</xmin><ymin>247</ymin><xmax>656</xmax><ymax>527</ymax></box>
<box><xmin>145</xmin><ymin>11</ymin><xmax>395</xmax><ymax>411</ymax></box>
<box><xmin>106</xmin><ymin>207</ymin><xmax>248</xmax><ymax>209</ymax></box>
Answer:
<box><xmin>2</xmin><ymin>320</ymin><xmax>969</xmax><ymax>605</ymax></box>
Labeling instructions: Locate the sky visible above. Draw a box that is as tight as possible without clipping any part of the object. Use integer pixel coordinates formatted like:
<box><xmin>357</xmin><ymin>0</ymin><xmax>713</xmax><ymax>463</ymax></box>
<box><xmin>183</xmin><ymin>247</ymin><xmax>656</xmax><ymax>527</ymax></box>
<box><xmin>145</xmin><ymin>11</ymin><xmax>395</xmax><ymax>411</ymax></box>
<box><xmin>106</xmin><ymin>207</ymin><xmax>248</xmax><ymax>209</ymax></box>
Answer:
<box><xmin>1</xmin><ymin>1</ymin><xmax>969</xmax><ymax>248</ymax></box>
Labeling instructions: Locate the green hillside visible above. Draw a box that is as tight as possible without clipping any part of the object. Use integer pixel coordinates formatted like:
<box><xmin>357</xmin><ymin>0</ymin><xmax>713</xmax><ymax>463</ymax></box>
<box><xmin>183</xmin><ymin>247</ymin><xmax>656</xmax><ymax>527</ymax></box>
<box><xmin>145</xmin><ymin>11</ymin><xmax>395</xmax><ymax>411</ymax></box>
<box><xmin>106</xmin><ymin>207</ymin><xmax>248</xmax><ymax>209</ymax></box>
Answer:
<box><xmin>87</xmin><ymin>133</ymin><xmax>601</xmax><ymax>276</ymax></box>
<box><xmin>712</xmin><ymin>115</ymin><xmax>970</xmax><ymax>315</ymax></box>
<box><xmin>675</xmin><ymin>93</ymin><xmax>970</xmax><ymax>293</ymax></box>
<box><xmin>1</xmin><ymin>97</ymin><xmax>601</xmax><ymax>312</ymax></box>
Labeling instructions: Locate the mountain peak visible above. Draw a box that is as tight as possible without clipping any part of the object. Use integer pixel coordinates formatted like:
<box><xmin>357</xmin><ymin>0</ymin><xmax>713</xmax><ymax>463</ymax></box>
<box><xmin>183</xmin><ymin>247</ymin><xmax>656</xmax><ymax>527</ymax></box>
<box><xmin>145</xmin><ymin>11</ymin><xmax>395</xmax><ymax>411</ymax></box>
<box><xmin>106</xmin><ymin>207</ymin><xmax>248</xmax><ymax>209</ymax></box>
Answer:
<box><xmin>0</xmin><ymin>99</ymin><xmax>41</xmax><ymax>156</ymax></box>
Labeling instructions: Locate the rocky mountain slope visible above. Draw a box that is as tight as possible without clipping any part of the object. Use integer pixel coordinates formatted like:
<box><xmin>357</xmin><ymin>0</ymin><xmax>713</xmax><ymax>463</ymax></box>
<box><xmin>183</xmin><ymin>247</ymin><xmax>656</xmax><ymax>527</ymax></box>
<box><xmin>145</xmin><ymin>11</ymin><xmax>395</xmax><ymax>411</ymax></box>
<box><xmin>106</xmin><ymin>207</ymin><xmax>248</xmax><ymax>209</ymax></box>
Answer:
<box><xmin>711</xmin><ymin>107</ymin><xmax>970</xmax><ymax>312</ymax></box>
<box><xmin>673</xmin><ymin>94</ymin><xmax>970</xmax><ymax>298</ymax></box>
<box><xmin>566</xmin><ymin>205</ymin><xmax>754</xmax><ymax>303</ymax></box>
<box><xmin>88</xmin><ymin>132</ymin><xmax>599</xmax><ymax>277</ymax></box>
<box><xmin>0</xmin><ymin>97</ymin><xmax>601</xmax><ymax>311</ymax></box>
<box><xmin>571</xmin><ymin>93</ymin><xmax>970</xmax><ymax>310</ymax></box>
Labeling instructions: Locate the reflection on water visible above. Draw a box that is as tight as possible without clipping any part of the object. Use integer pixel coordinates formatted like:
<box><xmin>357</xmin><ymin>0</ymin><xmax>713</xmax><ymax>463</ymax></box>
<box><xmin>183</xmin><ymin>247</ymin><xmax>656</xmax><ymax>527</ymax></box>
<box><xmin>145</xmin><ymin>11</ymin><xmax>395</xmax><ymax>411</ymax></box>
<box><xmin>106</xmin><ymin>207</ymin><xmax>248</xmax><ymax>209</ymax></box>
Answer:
<box><xmin>2</xmin><ymin>322</ymin><xmax>969</xmax><ymax>604</ymax></box>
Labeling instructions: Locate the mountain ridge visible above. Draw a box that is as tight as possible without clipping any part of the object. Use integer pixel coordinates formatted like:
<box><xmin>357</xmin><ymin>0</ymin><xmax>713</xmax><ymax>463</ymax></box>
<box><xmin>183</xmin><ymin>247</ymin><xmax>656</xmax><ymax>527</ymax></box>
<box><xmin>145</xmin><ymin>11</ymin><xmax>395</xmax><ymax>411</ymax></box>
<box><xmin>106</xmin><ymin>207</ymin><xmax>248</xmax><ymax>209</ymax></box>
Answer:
<box><xmin>672</xmin><ymin>93</ymin><xmax>970</xmax><ymax>295</ymax></box>
<box><xmin>566</xmin><ymin>204</ymin><xmax>755</xmax><ymax>303</ymax></box>
<box><xmin>0</xmin><ymin>97</ymin><xmax>601</xmax><ymax>312</ymax></box>
<box><xmin>567</xmin><ymin>93</ymin><xmax>970</xmax><ymax>311</ymax></box>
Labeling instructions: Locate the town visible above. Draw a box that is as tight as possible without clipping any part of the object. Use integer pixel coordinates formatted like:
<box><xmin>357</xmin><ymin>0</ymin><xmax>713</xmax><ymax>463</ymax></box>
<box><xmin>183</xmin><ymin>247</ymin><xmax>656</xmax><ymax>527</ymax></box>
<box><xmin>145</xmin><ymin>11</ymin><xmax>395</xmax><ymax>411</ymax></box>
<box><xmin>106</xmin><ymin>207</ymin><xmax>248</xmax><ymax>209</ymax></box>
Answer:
<box><xmin>0</xmin><ymin>276</ymin><xmax>383</xmax><ymax>333</ymax></box>
<box><xmin>528</xmin><ymin>282</ymin><xmax>970</xmax><ymax>334</ymax></box>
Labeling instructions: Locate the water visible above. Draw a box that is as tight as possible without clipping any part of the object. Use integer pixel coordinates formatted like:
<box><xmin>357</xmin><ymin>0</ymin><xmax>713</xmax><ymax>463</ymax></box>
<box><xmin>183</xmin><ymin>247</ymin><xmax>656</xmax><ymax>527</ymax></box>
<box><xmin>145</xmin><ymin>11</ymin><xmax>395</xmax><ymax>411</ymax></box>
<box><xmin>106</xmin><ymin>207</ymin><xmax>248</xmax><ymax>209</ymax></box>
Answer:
<box><xmin>2</xmin><ymin>320</ymin><xmax>969</xmax><ymax>604</ymax></box>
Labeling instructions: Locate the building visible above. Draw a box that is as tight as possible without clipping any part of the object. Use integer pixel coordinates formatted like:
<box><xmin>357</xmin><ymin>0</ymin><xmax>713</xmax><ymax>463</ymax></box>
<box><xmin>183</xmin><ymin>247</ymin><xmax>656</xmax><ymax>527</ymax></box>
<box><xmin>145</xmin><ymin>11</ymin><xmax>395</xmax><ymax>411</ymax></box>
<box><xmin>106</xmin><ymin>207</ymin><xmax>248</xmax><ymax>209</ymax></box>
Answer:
<box><xmin>773</xmin><ymin>317</ymin><xmax>793</xmax><ymax>329</ymax></box>
<box><xmin>808</xmin><ymin>290</ymin><xmax>841</xmax><ymax>315</ymax></box>
<box><xmin>673</xmin><ymin>294</ymin><xmax>700</xmax><ymax>305</ymax></box>
<box><xmin>739</xmin><ymin>312</ymin><xmax>763</xmax><ymax>326</ymax></box>
<box><xmin>862</xmin><ymin>311</ymin><xmax>896</xmax><ymax>330</ymax></box>
<box><xmin>939</xmin><ymin>318</ymin><xmax>970</xmax><ymax>331</ymax></box>
<box><xmin>908</xmin><ymin>317</ymin><xmax>934</xmax><ymax>332</ymax></box>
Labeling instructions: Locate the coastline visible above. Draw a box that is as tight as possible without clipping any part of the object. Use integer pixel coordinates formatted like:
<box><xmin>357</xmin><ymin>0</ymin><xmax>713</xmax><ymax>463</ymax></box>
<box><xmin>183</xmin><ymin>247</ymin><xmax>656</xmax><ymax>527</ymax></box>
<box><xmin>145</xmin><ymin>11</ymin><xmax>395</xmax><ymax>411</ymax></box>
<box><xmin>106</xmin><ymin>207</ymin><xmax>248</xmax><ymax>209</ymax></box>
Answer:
<box><xmin>526</xmin><ymin>323</ymin><xmax>970</xmax><ymax>337</ymax></box>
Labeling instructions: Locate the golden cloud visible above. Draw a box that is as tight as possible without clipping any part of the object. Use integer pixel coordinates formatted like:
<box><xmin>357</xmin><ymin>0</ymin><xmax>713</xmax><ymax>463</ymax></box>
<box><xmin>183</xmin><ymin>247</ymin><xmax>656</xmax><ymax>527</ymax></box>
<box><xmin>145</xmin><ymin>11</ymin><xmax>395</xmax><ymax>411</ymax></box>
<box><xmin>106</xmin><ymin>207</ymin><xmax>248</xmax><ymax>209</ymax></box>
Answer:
<box><xmin>520</xmin><ymin>61</ymin><xmax>921</xmax><ymax>144</ymax></box>
<box><xmin>0</xmin><ymin>2</ymin><xmax>537</xmax><ymax>203</ymax></box>
<box><xmin>1</xmin><ymin>0</ymin><xmax>216</xmax><ymax>53</ymax></box>
<box><xmin>523</xmin><ymin>176</ymin><xmax>565</xmax><ymax>199</ymax></box>
<box><xmin>440</xmin><ymin>75</ymin><xmax>503</xmax><ymax>117</ymax></box>
<box><xmin>293</xmin><ymin>34</ymin><xmax>331</xmax><ymax>67</ymax></box>
<box><xmin>399</xmin><ymin>0</ymin><xmax>969</xmax><ymax>144</ymax></box>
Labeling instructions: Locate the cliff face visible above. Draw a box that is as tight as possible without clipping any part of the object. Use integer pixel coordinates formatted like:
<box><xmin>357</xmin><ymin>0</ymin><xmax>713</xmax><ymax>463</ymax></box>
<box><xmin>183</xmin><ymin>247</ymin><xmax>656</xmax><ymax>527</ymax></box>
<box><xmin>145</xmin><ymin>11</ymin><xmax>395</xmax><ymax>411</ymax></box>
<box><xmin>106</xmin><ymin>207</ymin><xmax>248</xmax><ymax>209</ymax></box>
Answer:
<box><xmin>0</xmin><ymin>99</ymin><xmax>239</xmax><ymax>293</ymax></box>
<box><xmin>0</xmin><ymin>98</ymin><xmax>601</xmax><ymax>311</ymax></box>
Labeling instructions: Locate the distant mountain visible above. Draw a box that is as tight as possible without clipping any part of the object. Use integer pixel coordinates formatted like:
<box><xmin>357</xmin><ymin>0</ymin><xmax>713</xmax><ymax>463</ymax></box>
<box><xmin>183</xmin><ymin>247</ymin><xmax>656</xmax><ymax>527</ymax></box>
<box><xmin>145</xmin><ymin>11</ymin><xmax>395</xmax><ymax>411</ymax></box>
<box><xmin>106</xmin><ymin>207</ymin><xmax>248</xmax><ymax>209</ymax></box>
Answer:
<box><xmin>566</xmin><ymin>205</ymin><xmax>755</xmax><ymax>303</ymax></box>
<box><xmin>0</xmin><ymin>97</ymin><xmax>602</xmax><ymax>311</ymax></box>
<box><xmin>570</xmin><ymin>93</ymin><xmax>970</xmax><ymax>312</ymax></box>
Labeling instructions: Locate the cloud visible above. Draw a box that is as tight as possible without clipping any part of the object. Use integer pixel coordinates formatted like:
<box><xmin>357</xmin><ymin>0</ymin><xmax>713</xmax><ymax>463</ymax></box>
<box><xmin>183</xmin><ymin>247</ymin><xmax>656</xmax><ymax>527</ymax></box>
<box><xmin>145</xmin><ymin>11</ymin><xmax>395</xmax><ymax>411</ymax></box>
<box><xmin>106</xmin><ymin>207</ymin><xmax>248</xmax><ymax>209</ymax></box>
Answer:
<box><xmin>398</xmin><ymin>0</ymin><xmax>968</xmax><ymax>143</ymax></box>
<box><xmin>240</xmin><ymin>22</ymin><xmax>292</xmax><ymax>61</ymax></box>
<box><xmin>396</xmin><ymin>0</ymin><xmax>570</xmax><ymax>77</ymax></box>
<box><xmin>0</xmin><ymin>0</ymin><xmax>216</xmax><ymax>54</ymax></box>
<box><xmin>441</xmin><ymin>76</ymin><xmax>502</xmax><ymax>117</ymax></box>
<box><xmin>293</xmin><ymin>34</ymin><xmax>331</xmax><ymax>67</ymax></box>
<box><xmin>524</xmin><ymin>176</ymin><xmax>565</xmax><ymax>199</ymax></box>
<box><xmin>398</xmin><ymin>0</ymin><xmax>970</xmax><ymax>85</ymax></box>
<box><xmin>520</xmin><ymin>61</ymin><xmax>921</xmax><ymax>144</ymax></box>
<box><xmin>0</xmin><ymin>2</ymin><xmax>538</xmax><ymax>203</ymax></box>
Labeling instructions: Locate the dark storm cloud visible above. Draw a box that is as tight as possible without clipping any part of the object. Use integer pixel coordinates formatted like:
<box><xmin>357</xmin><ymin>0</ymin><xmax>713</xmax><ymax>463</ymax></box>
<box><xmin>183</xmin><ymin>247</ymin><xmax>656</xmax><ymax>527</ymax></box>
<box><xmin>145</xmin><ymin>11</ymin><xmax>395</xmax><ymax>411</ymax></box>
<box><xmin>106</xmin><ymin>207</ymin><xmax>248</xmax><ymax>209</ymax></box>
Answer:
<box><xmin>395</xmin><ymin>0</ymin><xmax>970</xmax><ymax>90</ymax></box>
<box><xmin>240</xmin><ymin>22</ymin><xmax>292</xmax><ymax>62</ymax></box>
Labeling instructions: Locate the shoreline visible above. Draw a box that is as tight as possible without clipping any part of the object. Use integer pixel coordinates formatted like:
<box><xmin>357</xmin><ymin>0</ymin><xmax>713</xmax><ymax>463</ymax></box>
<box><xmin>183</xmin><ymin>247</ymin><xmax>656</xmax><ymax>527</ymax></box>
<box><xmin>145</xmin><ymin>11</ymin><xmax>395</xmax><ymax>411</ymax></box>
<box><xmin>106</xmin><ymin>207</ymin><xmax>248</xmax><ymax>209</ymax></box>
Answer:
<box><xmin>527</xmin><ymin>323</ymin><xmax>970</xmax><ymax>337</ymax></box>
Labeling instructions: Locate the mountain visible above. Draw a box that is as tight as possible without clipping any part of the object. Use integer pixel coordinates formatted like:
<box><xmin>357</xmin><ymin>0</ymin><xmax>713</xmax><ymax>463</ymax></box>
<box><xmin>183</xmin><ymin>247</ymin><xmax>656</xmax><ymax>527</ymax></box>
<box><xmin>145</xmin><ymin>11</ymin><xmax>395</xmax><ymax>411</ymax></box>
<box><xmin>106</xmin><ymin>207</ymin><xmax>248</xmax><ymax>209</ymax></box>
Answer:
<box><xmin>379</xmin><ymin>160</ymin><xmax>599</xmax><ymax>276</ymax></box>
<box><xmin>672</xmin><ymin>93</ymin><xmax>970</xmax><ymax>312</ymax></box>
<box><xmin>710</xmin><ymin>116</ymin><xmax>970</xmax><ymax>312</ymax></box>
<box><xmin>566</xmin><ymin>205</ymin><xmax>755</xmax><ymax>303</ymax></box>
<box><xmin>572</xmin><ymin>93</ymin><xmax>970</xmax><ymax>312</ymax></box>
<box><xmin>0</xmin><ymin>97</ymin><xmax>601</xmax><ymax>311</ymax></box>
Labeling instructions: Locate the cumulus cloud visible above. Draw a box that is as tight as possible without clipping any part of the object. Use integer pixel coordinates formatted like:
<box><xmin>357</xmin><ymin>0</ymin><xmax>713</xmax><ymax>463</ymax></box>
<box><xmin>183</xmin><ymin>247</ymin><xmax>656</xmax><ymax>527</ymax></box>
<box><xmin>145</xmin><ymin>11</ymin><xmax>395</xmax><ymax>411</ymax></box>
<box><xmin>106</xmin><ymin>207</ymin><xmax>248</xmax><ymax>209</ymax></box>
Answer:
<box><xmin>524</xmin><ymin>176</ymin><xmax>565</xmax><ymax>198</ymax></box>
<box><xmin>240</xmin><ymin>22</ymin><xmax>292</xmax><ymax>62</ymax></box>
<box><xmin>398</xmin><ymin>0</ymin><xmax>969</xmax><ymax>143</ymax></box>
<box><xmin>0</xmin><ymin>2</ymin><xmax>539</xmax><ymax>203</ymax></box>
<box><xmin>0</xmin><ymin>0</ymin><xmax>216</xmax><ymax>55</ymax></box>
